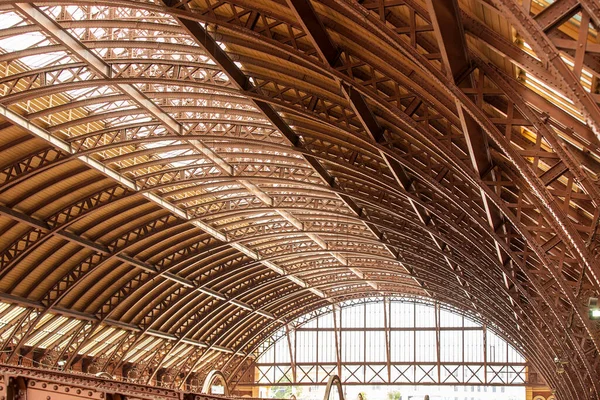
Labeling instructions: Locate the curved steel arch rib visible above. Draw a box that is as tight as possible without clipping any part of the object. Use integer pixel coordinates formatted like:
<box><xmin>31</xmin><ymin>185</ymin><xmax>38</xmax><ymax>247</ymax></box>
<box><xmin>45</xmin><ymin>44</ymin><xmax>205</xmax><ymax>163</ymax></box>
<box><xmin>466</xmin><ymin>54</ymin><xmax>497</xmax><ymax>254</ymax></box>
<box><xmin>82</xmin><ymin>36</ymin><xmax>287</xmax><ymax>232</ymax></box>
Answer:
<box><xmin>0</xmin><ymin>0</ymin><xmax>598</xmax><ymax>398</ymax></box>
<box><xmin>201</xmin><ymin>370</ymin><xmax>229</xmax><ymax>396</ymax></box>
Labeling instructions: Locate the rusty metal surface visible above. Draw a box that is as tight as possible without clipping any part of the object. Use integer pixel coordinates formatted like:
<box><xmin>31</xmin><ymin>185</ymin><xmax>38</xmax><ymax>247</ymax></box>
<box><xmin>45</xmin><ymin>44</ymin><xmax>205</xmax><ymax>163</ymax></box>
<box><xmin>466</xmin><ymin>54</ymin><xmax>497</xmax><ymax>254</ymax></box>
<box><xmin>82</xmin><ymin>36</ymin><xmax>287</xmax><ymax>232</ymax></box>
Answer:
<box><xmin>0</xmin><ymin>0</ymin><xmax>598</xmax><ymax>398</ymax></box>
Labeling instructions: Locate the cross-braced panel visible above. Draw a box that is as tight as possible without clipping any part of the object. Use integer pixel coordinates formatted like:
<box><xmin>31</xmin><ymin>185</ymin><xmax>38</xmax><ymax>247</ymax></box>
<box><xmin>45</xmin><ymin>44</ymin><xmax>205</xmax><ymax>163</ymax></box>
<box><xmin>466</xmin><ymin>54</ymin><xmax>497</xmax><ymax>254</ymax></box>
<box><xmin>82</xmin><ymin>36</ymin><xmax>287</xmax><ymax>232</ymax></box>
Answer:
<box><xmin>0</xmin><ymin>0</ymin><xmax>598</xmax><ymax>398</ymax></box>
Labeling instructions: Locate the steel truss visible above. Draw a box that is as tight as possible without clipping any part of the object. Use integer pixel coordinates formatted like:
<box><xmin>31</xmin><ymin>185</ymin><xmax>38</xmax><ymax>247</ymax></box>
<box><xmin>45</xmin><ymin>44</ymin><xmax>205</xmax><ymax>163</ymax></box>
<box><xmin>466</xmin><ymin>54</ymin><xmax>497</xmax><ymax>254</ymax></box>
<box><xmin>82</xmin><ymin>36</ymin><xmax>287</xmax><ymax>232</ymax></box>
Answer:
<box><xmin>0</xmin><ymin>364</ymin><xmax>245</xmax><ymax>400</ymax></box>
<box><xmin>244</xmin><ymin>297</ymin><xmax>531</xmax><ymax>387</ymax></box>
<box><xmin>0</xmin><ymin>0</ymin><xmax>597</xmax><ymax>398</ymax></box>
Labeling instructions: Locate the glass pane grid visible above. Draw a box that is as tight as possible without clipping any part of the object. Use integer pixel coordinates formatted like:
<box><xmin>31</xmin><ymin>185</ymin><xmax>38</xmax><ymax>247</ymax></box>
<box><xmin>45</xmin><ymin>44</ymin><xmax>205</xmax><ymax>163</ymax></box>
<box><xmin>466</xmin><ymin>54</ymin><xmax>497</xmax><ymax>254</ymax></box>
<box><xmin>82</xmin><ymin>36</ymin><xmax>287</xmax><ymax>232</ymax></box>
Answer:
<box><xmin>255</xmin><ymin>298</ymin><xmax>527</xmax><ymax>387</ymax></box>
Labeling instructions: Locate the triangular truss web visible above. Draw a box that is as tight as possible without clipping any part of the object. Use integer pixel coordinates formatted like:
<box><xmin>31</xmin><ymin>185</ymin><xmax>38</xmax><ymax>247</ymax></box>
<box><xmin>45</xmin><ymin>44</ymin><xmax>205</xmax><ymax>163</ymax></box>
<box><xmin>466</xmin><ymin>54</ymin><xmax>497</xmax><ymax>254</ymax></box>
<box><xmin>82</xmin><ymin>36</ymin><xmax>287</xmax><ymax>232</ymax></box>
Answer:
<box><xmin>440</xmin><ymin>365</ymin><xmax>462</xmax><ymax>383</ymax></box>
<box><xmin>0</xmin><ymin>0</ymin><xmax>595</xmax><ymax>396</ymax></box>
<box><xmin>342</xmin><ymin>365</ymin><xmax>364</xmax><ymax>383</ymax></box>
<box><xmin>297</xmin><ymin>365</ymin><xmax>316</xmax><ymax>383</ymax></box>
<box><xmin>364</xmin><ymin>364</ymin><xmax>386</xmax><ymax>383</ymax></box>
<box><xmin>318</xmin><ymin>365</ymin><xmax>337</xmax><ymax>383</ymax></box>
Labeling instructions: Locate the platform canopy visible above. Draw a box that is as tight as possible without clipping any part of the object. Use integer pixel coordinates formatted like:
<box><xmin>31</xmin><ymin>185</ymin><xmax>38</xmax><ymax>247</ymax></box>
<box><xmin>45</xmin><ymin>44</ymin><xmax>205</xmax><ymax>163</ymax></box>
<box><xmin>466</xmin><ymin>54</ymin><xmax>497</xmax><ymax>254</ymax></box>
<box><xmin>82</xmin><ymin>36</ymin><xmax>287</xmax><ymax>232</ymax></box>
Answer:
<box><xmin>0</xmin><ymin>0</ymin><xmax>598</xmax><ymax>398</ymax></box>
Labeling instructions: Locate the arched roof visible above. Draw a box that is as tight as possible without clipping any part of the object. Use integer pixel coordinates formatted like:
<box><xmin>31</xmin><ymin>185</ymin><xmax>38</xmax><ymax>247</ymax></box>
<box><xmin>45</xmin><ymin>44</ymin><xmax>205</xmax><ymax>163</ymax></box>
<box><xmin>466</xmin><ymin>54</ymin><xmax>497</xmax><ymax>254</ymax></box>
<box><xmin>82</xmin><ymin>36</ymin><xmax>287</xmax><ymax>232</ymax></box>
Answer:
<box><xmin>0</xmin><ymin>0</ymin><xmax>598</xmax><ymax>398</ymax></box>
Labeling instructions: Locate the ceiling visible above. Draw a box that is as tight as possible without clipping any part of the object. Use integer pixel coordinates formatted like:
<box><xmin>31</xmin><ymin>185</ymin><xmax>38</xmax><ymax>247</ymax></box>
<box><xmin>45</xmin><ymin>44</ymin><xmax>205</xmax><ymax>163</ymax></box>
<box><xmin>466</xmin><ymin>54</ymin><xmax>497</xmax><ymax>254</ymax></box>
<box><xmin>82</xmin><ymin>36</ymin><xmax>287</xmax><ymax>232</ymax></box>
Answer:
<box><xmin>0</xmin><ymin>0</ymin><xmax>598</xmax><ymax>398</ymax></box>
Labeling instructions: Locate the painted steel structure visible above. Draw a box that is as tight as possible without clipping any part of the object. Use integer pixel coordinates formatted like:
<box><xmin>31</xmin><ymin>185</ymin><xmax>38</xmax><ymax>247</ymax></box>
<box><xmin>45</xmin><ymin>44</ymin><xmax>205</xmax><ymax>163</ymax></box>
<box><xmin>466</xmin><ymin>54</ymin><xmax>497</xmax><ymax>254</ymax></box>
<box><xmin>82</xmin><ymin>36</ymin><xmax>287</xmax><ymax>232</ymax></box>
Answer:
<box><xmin>0</xmin><ymin>364</ymin><xmax>248</xmax><ymax>400</ymax></box>
<box><xmin>0</xmin><ymin>0</ymin><xmax>596</xmax><ymax>398</ymax></box>
<box><xmin>250</xmin><ymin>297</ymin><xmax>528</xmax><ymax>387</ymax></box>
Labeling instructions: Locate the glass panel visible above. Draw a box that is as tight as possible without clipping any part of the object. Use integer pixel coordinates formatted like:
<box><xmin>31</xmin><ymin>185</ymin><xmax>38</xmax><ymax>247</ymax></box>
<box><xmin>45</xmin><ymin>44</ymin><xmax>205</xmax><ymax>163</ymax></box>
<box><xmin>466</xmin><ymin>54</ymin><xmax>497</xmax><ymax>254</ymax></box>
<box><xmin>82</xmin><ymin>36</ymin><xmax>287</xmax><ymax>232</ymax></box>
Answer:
<box><xmin>414</xmin><ymin>303</ymin><xmax>435</xmax><ymax>327</ymax></box>
<box><xmin>296</xmin><ymin>331</ymin><xmax>317</xmax><ymax>363</ymax></box>
<box><xmin>390</xmin><ymin>330</ymin><xmax>414</xmax><ymax>362</ymax></box>
<box><xmin>464</xmin><ymin>329</ymin><xmax>484</xmax><ymax>362</ymax></box>
<box><xmin>274</xmin><ymin>336</ymin><xmax>290</xmax><ymax>363</ymax></box>
<box><xmin>318</xmin><ymin>331</ymin><xmax>336</xmax><ymax>363</ymax></box>
<box><xmin>487</xmin><ymin>330</ymin><xmax>508</xmax><ymax>363</ymax></box>
<box><xmin>254</xmin><ymin>298</ymin><xmax>526</xmax><ymax>387</ymax></box>
<box><xmin>415</xmin><ymin>331</ymin><xmax>436</xmax><ymax>362</ymax></box>
<box><xmin>342</xmin><ymin>303</ymin><xmax>364</xmax><ymax>328</ymax></box>
<box><xmin>440</xmin><ymin>330</ymin><xmax>463</xmax><ymax>362</ymax></box>
<box><xmin>318</xmin><ymin>313</ymin><xmax>334</xmax><ymax>328</ymax></box>
<box><xmin>440</xmin><ymin>308</ymin><xmax>463</xmax><ymax>327</ymax></box>
<box><xmin>365</xmin><ymin>302</ymin><xmax>385</xmax><ymax>328</ymax></box>
<box><xmin>365</xmin><ymin>331</ymin><xmax>386</xmax><ymax>362</ymax></box>
<box><xmin>389</xmin><ymin>301</ymin><xmax>414</xmax><ymax>327</ymax></box>
<box><xmin>342</xmin><ymin>331</ymin><xmax>364</xmax><ymax>362</ymax></box>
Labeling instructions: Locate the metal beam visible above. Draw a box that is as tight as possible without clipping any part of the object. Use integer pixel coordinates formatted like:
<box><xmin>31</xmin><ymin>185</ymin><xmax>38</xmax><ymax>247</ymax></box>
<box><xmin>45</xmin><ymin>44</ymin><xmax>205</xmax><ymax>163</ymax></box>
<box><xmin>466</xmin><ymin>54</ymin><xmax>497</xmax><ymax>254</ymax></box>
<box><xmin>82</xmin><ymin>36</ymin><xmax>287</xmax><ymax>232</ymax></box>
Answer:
<box><xmin>0</xmin><ymin>292</ymin><xmax>244</xmax><ymax>356</ymax></box>
<box><xmin>425</xmin><ymin>0</ymin><xmax>516</xmax><ymax>307</ymax></box>
<box><xmin>0</xmin><ymin>363</ymin><xmax>245</xmax><ymax>400</ymax></box>
<box><xmin>26</xmin><ymin>0</ymin><xmax>346</xmax><ymax>289</ymax></box>
<box><xmin>0</xmin><ymin>202</ymin><xmax>280</xmax><ymax>322</ymax></box>
<box><xmin>285</xmin><ymin>0</ymin><xmax>483</xmax><ymax>302</ymax></box>
<box><xmin>534</xmin><ymin>0</ymin><xmax>581</xmax><ymax>32</ymax></box>
<box><xmin>0</xmin><ymin>107</ymin><xmax>325</xmax><ymax>365</ymax></box>
<box><xmin>12</xmin><ymin>2</ymin><xmax>324</xmax><ymax>300</ymax></box>
<box><xmin>161</xmin><ymin>0</ymin><xmax>398</xmax><ymax>293</ymax></box>
<box><xmin>284</xmin><ymin>323</ymin><xmax>297</xmax><ymax>383</ymax></box>
<box><xmin>13</xmin><ymin>3</ymin><xmax>181</xmax><ymax>135</ymax></box>
<box><xmin>491</xmin><ymin>0</ymin><xmax>600</xmax><ymax>140</ymax></box>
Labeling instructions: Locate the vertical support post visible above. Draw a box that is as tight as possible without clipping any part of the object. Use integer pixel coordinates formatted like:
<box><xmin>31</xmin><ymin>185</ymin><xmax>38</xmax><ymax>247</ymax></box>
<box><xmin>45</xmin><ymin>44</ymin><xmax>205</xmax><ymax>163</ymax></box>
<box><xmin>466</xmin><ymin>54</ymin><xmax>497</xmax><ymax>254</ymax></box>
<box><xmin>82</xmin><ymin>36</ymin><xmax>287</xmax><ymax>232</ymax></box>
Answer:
<box><xmin>483</xmin><ymin>324</ymin><xmax>488</xmax><ymax>384</ymax></box>
<box><xmin>413</xmin><ymin>302</ymin><xmax>417</xmax><ymax>382</ymax></box>
<box><xmin>435</xmin><ymin>303</ymin><xmax>441</xmax><ymax>384</ymax></box>
<box><xmin>285</xmin><ymin>324</ymin><xmax>297</xmax><ymax>384</ymax></box>
<box><xmin>315</xmin><ymin>316</ymin><xmax>319</xmax><ymax>384</ymax></box>
<box><xmin>6</xmin><ymin>377</ymin><xmax>25</xmax><ymax>400</ymax></box>
<box><xmin>363</xmin><ymin>302</ymin><xmax>366</xmax><ymax>383</ymax></box>
<box><xmin>462</xmin><ymin>315</ymin><xmax>465</xmax><ymax>377</ymax></box>
<box><xmin>332</xmin><ymin>305</ymin><xmax>342</xmax><ymax>378</ymax></box>
<box><xmin>383</xmin><ymin>297</ymin><xmax>391</xmax><ymax>382</ymax></box>
<box><xmin>505</xmin><ymin>331</ymin><xmax>509</xmax><ymax>385</ymax></box>
<box><xmin>0</xmin><ymin>373</ymin><xmax>9</xmax><ymax>400</ymax></box>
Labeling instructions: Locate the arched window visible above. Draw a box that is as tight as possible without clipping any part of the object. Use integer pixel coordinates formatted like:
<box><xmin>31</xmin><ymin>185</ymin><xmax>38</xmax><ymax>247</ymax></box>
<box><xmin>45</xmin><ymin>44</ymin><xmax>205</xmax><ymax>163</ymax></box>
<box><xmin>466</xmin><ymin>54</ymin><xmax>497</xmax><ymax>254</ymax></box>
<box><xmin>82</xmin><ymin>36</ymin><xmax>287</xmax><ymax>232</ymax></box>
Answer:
<box><xmin>252</xmin><ymin>297</ymin><xmax>526</xmax><ymax>387</ymax></box>
<box><xmin>202</xmin><ymin>370</ymin><xmax>229</xmax><ymax>396</ymax></box>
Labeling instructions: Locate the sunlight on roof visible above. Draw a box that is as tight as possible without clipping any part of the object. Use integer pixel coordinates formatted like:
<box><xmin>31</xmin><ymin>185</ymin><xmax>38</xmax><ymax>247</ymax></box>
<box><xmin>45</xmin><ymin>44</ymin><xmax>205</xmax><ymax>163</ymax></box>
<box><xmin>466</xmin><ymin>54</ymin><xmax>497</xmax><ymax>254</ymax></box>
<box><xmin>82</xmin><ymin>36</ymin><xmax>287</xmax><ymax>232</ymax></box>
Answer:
<box><xmin>0</xmin><ymin>31</ymin><xmax>47</xmax><ymax>52</ymax></box>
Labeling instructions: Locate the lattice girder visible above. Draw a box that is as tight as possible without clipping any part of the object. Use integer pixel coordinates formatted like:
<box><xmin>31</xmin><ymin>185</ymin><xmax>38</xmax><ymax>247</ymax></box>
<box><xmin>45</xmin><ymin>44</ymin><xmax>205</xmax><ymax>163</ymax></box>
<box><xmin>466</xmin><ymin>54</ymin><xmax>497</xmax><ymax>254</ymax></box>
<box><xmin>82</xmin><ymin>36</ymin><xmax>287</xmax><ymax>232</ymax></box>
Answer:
<box><xmin>0</xmin><ymin>0</ymin><xmax>599</xmax><ymax>398</ymax></box>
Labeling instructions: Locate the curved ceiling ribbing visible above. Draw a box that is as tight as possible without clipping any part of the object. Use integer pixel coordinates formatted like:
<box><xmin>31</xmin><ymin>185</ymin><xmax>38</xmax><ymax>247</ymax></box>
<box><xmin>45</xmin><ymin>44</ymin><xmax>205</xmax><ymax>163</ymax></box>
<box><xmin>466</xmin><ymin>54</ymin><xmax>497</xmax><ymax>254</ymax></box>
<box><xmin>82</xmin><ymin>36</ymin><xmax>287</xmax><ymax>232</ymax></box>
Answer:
<box><xmin>0</xmin><ymin>0</ymin><xmax>598</xmax><ymax>398</ymax></box>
